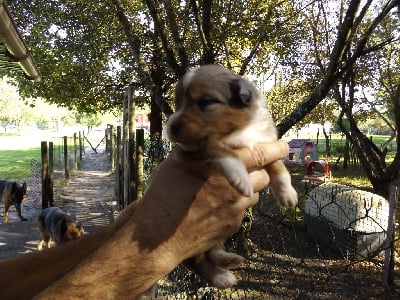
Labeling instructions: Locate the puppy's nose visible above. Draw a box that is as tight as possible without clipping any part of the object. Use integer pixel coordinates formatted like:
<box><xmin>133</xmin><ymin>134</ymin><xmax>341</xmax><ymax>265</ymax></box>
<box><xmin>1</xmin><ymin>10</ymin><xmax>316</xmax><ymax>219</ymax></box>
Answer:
<box><xmin>170</xmin><ymin>121</ymin><xmax>182</xmax><ymax>136</ymax></box>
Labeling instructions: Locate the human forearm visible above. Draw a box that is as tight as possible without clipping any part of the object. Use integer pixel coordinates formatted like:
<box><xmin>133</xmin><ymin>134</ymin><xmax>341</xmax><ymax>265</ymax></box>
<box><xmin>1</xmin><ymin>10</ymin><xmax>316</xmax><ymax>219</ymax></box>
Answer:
<box><xmin>0</xmin><ymin>229</ymin><xmax>111</xmax><ymax>299</ymax></box>
<box><xmin>0</xmin><ymin>202</ymin><xmax>138</xmax><ymax>299</ymax></box>
<box><xmin>33</xmin><ymin>173</ymin><xmax>238</xmax><ymax>299</ymax></box>
<box><xmin>0</xmin><ymin>142</ymin><xmax>288</xmax><ymax>299</ymax></box>
<box><xmin>35</xmin><ymin>208</ymin><xmax>181</xmax><ymax>299</ymax></box>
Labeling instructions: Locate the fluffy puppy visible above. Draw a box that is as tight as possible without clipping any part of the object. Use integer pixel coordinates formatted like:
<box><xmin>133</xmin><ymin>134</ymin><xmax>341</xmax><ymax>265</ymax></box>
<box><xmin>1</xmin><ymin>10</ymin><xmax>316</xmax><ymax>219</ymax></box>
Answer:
<box><xmin>37</xmin><ymin>207</ymin><xmax>84</xmax><ymax>250</ymax></box>
<box><xmin>167</xmin><ymin>64</ymin><xmax>298</xmax><ymax>288</ymax></box>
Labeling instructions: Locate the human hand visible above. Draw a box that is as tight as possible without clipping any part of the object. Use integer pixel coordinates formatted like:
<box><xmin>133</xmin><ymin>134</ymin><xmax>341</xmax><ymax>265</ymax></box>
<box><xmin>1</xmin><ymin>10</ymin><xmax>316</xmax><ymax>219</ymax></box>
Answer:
<box><xmin>130</xmin><ymin>141</ymin><xmax>289</xmax><ymax>265</ymax></box>
<box><xmin>31</xmin><ymin>141</ymin><xmax>289</xmax><ymax>298</ymax></box>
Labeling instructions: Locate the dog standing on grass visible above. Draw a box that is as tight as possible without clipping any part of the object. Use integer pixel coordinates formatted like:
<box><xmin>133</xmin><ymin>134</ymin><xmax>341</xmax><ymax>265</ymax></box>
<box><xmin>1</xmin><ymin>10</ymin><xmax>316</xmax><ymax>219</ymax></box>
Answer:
<box><xmin>37</xmin><ymin>207</ymin><xmax>84</xmax><ymax>250</ymax></box>
<box><xmin>0</xmin><ymin>180</ymin><xmax>27</xmax><ymax>224</ymax></box>
<box><xmin>166</xmin><ymin>64</ymin><xmax>298</xmax><ymax>288</ymax></box>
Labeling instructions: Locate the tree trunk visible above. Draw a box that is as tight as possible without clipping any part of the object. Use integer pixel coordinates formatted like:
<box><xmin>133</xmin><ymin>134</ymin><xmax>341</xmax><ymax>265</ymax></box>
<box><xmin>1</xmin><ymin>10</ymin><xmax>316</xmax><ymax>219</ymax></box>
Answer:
<box><xmin>323</xmin><ymin>126</ymin><xmax>331</xmax><ymax>157</ymax></box>
<box><xmin>148</xmin><ymin>34</ymin><xmax>168</xmax><ymax>170</ymax></box>
<box><xmin>343</xmin><ymin>136</ymin><xmax>349</xmax><ymax>170</ymax></box>
<box><xmin>335</xmin><ymin>67</ymin><xmax>400</xmax><ymax>196</ymax></box>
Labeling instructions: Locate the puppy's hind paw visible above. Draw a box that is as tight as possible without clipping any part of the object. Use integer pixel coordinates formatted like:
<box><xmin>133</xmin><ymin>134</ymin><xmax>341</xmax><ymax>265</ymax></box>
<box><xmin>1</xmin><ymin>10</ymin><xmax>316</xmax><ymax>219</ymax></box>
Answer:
<box><xmin>212</xmin><ymin>270</ymin><xmax>237</xmax><ymax>289</ymax></box>
<box><xmin>219</xmin><ymin>157</ymin><xmax>253</xmax><ymax>197</ymax></box>
<box><xmin>229</xmin><ymin>174</ymin><xmax>253</xmax><ymax>198</ymax></box>
<box><xmin>208</xmin><ymin>249</ymin><xmax>245</xmax><ymax>269</ymax></box>
<box><xmin>275</xmin><ymin>186</ymin><xmax>298</xmax><ymax>208</ymax></box>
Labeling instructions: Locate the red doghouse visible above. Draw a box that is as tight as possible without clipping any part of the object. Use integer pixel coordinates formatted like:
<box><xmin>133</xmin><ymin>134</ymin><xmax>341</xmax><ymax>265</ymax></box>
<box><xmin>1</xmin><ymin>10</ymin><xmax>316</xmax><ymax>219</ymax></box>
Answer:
<box><xmin>303</xmin><ymin>160</ymin><xmax>331</xmax><ymax>185</ymax></box>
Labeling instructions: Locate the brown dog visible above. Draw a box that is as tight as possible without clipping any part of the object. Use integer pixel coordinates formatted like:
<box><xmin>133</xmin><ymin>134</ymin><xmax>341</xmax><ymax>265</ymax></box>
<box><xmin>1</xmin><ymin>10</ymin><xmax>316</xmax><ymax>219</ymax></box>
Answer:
<box><xmin>37</xmin><ymin>207</ymin><xmax>84</xmax><ymax>250</ymax></box>
<box><xmin>167</xmin><ymin>64</ymin><xmax>298</xmax><ymax>288</ymax></box>
<box><xmin>0</xmin><ymin>180</ymin><xmax>27</xmax><ymax>224</ymax></box>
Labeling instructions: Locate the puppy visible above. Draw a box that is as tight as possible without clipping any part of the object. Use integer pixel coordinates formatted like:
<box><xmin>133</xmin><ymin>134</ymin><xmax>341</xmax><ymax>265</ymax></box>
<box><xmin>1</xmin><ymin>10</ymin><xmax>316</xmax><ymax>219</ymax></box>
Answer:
<box><xmin>0</xmin><ymin>180</ymin><xmax>27</xmax><ymax>224</ymax></box>
<box><xmin>167</xmin><ymin>64</ymin><xmax>298</xmax><ymax>288</ymax></box>
<box><xmin>37</xmin><ymin>207</ymin><xmax>84</xmax><ymax>250</ymax></box>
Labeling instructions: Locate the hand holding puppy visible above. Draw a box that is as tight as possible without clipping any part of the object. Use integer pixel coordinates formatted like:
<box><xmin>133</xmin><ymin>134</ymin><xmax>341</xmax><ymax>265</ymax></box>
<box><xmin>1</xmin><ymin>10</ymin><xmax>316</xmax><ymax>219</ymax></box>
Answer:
<box><xmin>28</xmin><ymin>141</ymin><xmax>289</xmax><ymax>299</ymax></box>
<box><xmin>166</xmin><ymin>64</ymin><xmax>297</xmax><ymax>287</ymax></box>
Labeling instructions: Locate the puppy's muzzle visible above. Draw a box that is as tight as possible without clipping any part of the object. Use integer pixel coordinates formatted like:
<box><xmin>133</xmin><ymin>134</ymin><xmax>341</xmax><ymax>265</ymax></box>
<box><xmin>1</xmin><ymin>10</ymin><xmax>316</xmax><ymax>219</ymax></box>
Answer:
<box><xmin>167</xmin><ymin>112</ymin><xmax>206</xmax><ymax>144</ymax></box>
<box><xmin>169</xmin><ymin>120</ymin><xmax>182</xmax><ymax>138</ymax></box>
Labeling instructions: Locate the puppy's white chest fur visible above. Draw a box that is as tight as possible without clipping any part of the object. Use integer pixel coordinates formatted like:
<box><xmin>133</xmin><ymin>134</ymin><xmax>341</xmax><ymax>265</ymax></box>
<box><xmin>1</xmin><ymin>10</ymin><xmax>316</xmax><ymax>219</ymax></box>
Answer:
<box><xmin>223</xmin><ymin>106</ymin><xmax>277</xmax><ymax>148</ymax></box>
<box><xmin>167</xmin><ymin>65</ymin><xmax>298</xmax><ymax>292</ymax></box>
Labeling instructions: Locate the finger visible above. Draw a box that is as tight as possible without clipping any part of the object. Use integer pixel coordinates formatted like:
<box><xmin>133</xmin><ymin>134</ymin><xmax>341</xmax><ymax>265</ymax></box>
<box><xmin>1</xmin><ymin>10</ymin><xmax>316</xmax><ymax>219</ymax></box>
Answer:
<box><xmin>228</xmin><ymin>193</ymin><xmax>259</xmax><ymax>222</ymax></box>
<box><xmin>250</xmin><ymin>169</ymin><xmax>270</xmax><ymax>192</ymax></box>
<box><xmin>229</xmin><ymin>170</ymin><xmax>269</xmax><ymax>216</ymax></box>
<box><xmin>248</xmin><ymin>192</ymin><xmax>259</xmax><ymax>207</ymax></box>
<box><xmin>114</xmin><ymin>201</ymin><xmax>139</xmax><ymax>225</ymax></box>
<box><xmin>236</xmin><ymin>142</ymin><xmax>289</xmax><ymax>171</ymax></box>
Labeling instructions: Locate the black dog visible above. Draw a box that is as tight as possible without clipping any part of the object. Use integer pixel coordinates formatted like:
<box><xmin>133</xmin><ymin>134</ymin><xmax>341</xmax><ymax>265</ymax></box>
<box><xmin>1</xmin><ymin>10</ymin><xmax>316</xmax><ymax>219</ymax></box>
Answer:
<box><xmin>0</xmin><ymin>180</ymin><xmax>27</xmax><ymax>224</ymax></box>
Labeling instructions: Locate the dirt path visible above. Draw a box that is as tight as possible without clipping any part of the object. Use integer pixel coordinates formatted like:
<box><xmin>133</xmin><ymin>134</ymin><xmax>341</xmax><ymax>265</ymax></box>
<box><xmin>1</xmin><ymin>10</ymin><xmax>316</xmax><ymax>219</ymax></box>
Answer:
<box><xmin>0</xmin><ymin>149</ymin><xmax>116</xmax><ymax>260</ymax></box>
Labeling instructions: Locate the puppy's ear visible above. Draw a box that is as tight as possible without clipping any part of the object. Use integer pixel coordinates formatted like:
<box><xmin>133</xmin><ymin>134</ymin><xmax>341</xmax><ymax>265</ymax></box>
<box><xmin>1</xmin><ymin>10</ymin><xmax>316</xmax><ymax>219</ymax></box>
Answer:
<box><xmin>174</xmin><ymin>76</ymin><xmax>187</xmax><ymax>110</ymax></box>
<box><xmin>229</xmin><ymin>78</ymin><xmax>253</xmax><ymax>107</ymax></box>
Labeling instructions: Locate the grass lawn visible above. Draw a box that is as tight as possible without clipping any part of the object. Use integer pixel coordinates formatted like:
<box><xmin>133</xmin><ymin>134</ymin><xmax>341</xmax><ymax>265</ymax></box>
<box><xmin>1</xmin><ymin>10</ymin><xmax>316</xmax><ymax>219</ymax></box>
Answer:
<box><xmin>284</xmin><ymin>133</ymin><xmax>397</xmax><ymax>195</ymax></box>
<box><xmin>0</xmin><ymin>131</ymin><xmax>103</xmax><ymax>181</ymax></box>
<box><xmin>0</xmin><ymin>131</ymin><xmax>394</xmax><ymax>188</ymax></box>
<box><xmin>309</xmin><ymin>133</ymin><xmax>396</xmax><ymax>155</ymax></box>
<box><xmin>0</xmin><ymin>147</ymin><xmax>41</xmax><ymax>180</ymax></box>
<box><xmin>0</xmin><ymin>133</ymin><xmax>63</xmax><ymax>181</ymax></box>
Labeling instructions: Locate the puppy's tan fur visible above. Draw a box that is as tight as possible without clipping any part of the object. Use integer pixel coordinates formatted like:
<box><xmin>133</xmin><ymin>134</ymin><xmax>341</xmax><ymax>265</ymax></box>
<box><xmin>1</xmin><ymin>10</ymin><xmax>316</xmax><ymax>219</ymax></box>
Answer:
<box><xmin>167</xmin><ymin>64</ymin><xmax>298</xmax><ymax>288</ymax></box>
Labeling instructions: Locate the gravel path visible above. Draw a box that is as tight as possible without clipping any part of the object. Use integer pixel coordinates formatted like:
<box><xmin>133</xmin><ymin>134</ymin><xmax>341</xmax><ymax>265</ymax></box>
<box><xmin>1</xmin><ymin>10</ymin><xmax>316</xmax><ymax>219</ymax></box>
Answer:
<box><xmin>0</xmin><ymin>149</ymin><xmax>116</xmax><ymax>260</ymax></box>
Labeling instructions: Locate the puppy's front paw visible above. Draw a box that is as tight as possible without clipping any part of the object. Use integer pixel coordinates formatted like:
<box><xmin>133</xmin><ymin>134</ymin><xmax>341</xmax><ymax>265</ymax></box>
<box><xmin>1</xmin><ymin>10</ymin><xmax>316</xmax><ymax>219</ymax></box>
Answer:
<box><xmin>273</xmin><ymin>184</ymin><xmax>298</xmax><ymax>208</ymax></box>
<box><xmin>219</xmin><ymin>157</ymin><xmax>253</xmax><ymax>197</ymax></box>
<box><xmin>208</xmin><ymin>248</ymin><xmax>245</xmax><ymax>269</ymax></box>
<box><xmin>212</xmin><ymin>270</ymin><xmax>237</xmax><ymax>289</ymax></box>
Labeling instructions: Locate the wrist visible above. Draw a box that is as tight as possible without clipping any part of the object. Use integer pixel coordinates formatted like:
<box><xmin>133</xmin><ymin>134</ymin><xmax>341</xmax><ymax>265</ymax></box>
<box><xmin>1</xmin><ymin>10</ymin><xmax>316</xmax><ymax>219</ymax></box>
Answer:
<box><xmin>36</xmin><ymin>220</ymin><xmax>179</xmax><ymax>298</ymax></box>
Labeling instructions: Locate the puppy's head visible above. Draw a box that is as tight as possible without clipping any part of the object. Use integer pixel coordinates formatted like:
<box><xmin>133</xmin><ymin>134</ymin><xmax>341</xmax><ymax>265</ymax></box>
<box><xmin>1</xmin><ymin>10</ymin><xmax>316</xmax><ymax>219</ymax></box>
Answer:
<box><xmin>167</xmin><ymin>65</ymin><xmax>262</xmax><ymax>149</ymax></box>
<box><xmin>63</xmin><ymin>222</ymin><xmax>84</xmax><ymax>242</ymax></box>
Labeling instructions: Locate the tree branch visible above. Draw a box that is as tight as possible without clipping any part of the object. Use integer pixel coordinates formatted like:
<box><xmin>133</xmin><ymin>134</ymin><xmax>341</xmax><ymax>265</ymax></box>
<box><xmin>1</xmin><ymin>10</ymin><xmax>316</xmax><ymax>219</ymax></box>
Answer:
<box><xmin>112</xmin><ymin>0</ymin><xmax>173</xmax><ymax>116</ymax></box>
<box><xmin>277</xmin><ymin>0</ymin><xmax>399</xmax><ymax>137</ymax></box>
<box><xmin>164</xmin><ymin>0</ymin><xmax>189</xmax><ymax>70</ymax></box>
<box><xmin>144</xmin><ymin>0</ymin><xmax>185</xmax><ymax>76</ymax></box>
<box><xmin>239</xmin><ymin>4</ymin><xmax>276</xmax><ymax>76</ymax></box>
<box><xmin>190</xmin><ymin>0</ymin><xmax>215</xmax><ymax>64</ymax></box>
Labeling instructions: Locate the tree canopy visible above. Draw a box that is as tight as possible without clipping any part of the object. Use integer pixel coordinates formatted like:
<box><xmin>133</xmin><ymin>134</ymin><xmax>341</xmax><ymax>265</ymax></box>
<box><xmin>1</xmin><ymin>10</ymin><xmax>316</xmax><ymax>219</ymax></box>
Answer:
<box><xmin>3</xmin><ymin>0</ymin><xmax>400</xmax><ymax>194</ymax></box>
<box><xmin>4</xmin><ymin>0</ymin><xmax>310</xmax><ymax>114</ymax></box>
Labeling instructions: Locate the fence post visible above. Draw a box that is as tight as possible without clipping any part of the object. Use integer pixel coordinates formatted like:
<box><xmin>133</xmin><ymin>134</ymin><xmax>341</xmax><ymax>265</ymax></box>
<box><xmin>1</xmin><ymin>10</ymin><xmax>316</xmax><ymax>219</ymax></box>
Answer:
<box><xmin>110</xmin><ymin>125</ymin><xmax>115</xmax><ymax>172</ymax></box>
<box><xmin>115</xmin><ymin>126</ymin><xmax>123</xmax><ymax>209</ymax></box>
<box><xmin>136</xmin><ymin>129</ymin><xmax>144</xmax><ymax>200</ymax></box>
<box><xmin>41</xmin><ymin>141</ymin><xmax>51</xmax><ymax>209</ymax></box>
<box><xmin>79</xmin><ymin>131</ymin><xmax>83</xmax><ymax>160</ymax></box>
<box><xmin>74</xmin><ymin>132</ymin><xmax>78</xmax><ymax>170</ymax></box>
<box><xmin>105</xmin><ymin>125</ymin><xmax>110</xmax><ymax>156</ymax></box>
<box><xmin>127</xmin><ymin>86</ymin><xmax>136</xmax><ymax>204</ymax></box>
<box><xmin>383</xmin><ymin>184</ymin><xmax>397</xmax><ymax>289</ymax></box>
<box><xmin>82</xmin><ymin>130</ymin><xmax>85</xmax><ymax>155</ymax></box>
<box><xmin>48</xmin><ymin>141</ymin><xmax>54</xmax><ymax>207</ymax></box>
<box><xmin>59</xmin><ymin>137</ymin><xmax>62</xmax><ymax>166</ymax></box>
<box><xmin>123</xmin><ymin>93</ymin><xmax>129</xmax><ymax>209</ymax></box>
<box><xmin>64</xmin><ymin>136</ymin><xmax>70</xmax><ymax>182</ymax></box>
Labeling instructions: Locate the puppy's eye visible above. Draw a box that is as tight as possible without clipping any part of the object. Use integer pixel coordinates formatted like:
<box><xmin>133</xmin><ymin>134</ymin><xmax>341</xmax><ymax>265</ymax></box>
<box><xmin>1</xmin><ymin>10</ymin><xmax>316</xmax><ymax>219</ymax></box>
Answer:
<box><xmin>197</xmin><ymin>97</ymin><xmax>221</xmax><ymax>111</ymax></box>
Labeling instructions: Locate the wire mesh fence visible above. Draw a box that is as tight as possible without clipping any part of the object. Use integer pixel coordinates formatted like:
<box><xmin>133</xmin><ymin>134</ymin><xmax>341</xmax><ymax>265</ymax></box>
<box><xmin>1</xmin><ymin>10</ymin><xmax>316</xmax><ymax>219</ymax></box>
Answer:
<box><xmin>21</xmin><ymin>133</ymin><xmax>399</xmax><ymax>299</ymax></box>
<box><xmin>140</xmin><ymin>138</ymin><xmax>399</xmax><ymax>299</ymax></box>
<box><xmin>18</xmin><ymin>159</ymin><xmax>43</xmax><ymax>219</ymax></box>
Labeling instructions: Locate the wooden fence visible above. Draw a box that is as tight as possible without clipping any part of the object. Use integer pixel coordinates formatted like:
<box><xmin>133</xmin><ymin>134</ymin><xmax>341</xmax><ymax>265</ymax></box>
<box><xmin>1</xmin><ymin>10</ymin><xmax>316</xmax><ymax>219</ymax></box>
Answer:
<box><xmin>105</xmin><ymin>86</ymin><xmax>145</xmax><ymax>209</ymax></box>
<box><xmin>40</xmin><ymin>132</ymin><xmax>85</xmax><ymax>209</ymax></box>
<box><xmin>39</xmin><ymin>86</ymin><xmax>145</xmax><ymax>211</ymax></box>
